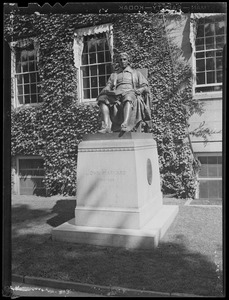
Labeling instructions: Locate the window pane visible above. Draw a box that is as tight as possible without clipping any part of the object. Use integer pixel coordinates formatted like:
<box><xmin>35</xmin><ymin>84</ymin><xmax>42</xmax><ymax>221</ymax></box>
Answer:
<box><xmin>199</xmin><ymin>164</ymin><xmax>208</xmax><ymax>177</ymax></box>
<box><xmin>216</xmin><ymin>36</ymin><xmax>225</xmax><ymax>47</ymax></box>
<box><xmin>205</xmin><ymin>23</ymin><xmax>215</xmax><ymax>36</ymax></box>
<box><xmin>206</xmin><ymin>37</ymin><xmax>214</xmax><ymax>45</ymax></box>
<box><xmin>91</xmin><ymin>77</ymin><xmax>98</xmax><ymax>87</ymax></box>
<box><xmin>196</xmin><ymin>45</ymin><xmax>204</xmax><ymax>51</ymax></box>
<box><xmin>197</xmin><ymin>24</ymin><xmax>204</xmax><ymax>37</ymax></box>
<box><xmin>33</xmin><ymin>159</ymin><xmax>44</xmax><ymax>168</ymax></box>
<box><xmin>216</xmin><ymin>71</ymin><xmax>222</xmax><ymax>83</ymax></box>
<box><xmin>99</xmin><ymin>76</ymin><xmax>106</xmax><ymax>87</ymax></box>
<box><xmin>98</xmin><ymin>64</ymin><xmax>105</xmax><ymax>75</ymax></box>
<box><xmin>215</xmin><ymin>21</ymin><xmax>225</xmax><ymax>35</ymax></box>
<box><xmin>198</xmin><ymin>156</ymin><xmax>208</xmax><ymax>177</ymax></box>
<box><xmin>83</xmin><ymin>42</ymin><xmax>88</xmax><ymax>53</ymax></box>
<box><xmin>196</xmin><ymin>59</ymin><xmax>205</xmax><ymax>71</ymax></box>
<box><xmin>90</xmin><ymin>65</ymin><xmax>97</xmax><ymax>76</ymax></box>
<box><xmin>31</xmin><ymin>84</ymin><xmax>37</xmax><ymax>94</ymax></box>
<box><xmin>106</xmin><ymin>64</ymin><xmax>112</xmax><ymax>74</ymax></box>
<box><xmin>216</xmin><ymin>42</ymin><xmax>224</xmax><ymax>49</ymax></box>
<box><xmin>17</xmin><ymin>75</ymin><xmax>23</xmax><ymax>84</ymax></box>
<box><xmin>196</xmin><ymin>52</ymin><xmax>204</xmax><ymax>59</ymax></box>
<box><xmin>38</xmin><ymin>95</ymin><xmax>42</xmax><ymax>103</ymax></box>
<box><xmin>207</xmin><ymin>72</ymin><xmax>215</xmax><ymax>83</ymax></box>
<box><xmin>21</xmin><ymin>50</ymin><xmax>28</xmax><ymax>62</ymax></box>
<box><xmin>218</xmin><ymin>165</ymin><xmax>222</xmax><ymax>177</ymax></box>
<box><xmin>91</xmin><ymin>88</ymin><xmax>98</xmax><ymax>98</ymax></box>
<box><xmin>29</xmin><ymin>61</ymin><xmax>35</xmax><ymax>72</ymax></box>
<box><xmin>83</xmin><ymin>89</ymin><xmax>90</xmax><ymax>99</ymax></box>
<box><xmin>205</xmin><ymin>51</ymin><xmax>214</xmax><ymax>58</ymax></box>
<box><xmin>208</xmin><ymin>156</ymin><xmax>217</xmax><ymax>164</ymax></box>
<box><xmin>22</xmin><ymin>62</ymin><xmax>28</xmax><ymax>72</ymax></box>
<box><xmin>82</xmin><ymin>54</ymin><xmax>88</xmax><ymax>65</ymax></box>
<box><xmin>83</xmin><ymin>77</ymin><xmax>90</xmax><ymax>88</ymax></box>
<box><xmin>28</xmin><ymin>50</ymin><xmax>35</xmax><ymax>61</ymax></box>
<box><xmin>81</xmin><ymin>66</ymin><xmax>89</xmax><ymax>77</ymax></box>
<box><xmin>30</xmin><ymin>73</ymin><xmax>36</xmax><ymax>83</ymax></box>
<box><xmin>24</xmin><ymin>84</ymin><xmax>30</xmax><ymax>94</ymax></box>
<box><xmin>208</xmin><ymin>180</ymin><xmax>220</xmax><ymax>198</ymax></box>
<box><xmin>196</xmin><ymin>38</ymin><xmax>204</xmax><ymax>46</ymax></box>
<box><xmin>89</xmin><ymin>53</ymin><xmax>96</xmax><ymax>64</ymax></box>
<box><xmin>105</xmin><ymin>51</ymin><xmax>111</xmax><ymax>62</ymax></box>
<box><xmin>16</xmin><ymin>65</ymin><xmax>22</xmax><ymax>75</ymax></box>
<box><xmin>88</xmin><ymin>41</ymin><xmax>96</xmax><ymax>53</ymax></box>
<box><xmin>216</xmin><ymin>50</ymin><xmax>223</xmax><ymax>57</ymax></box>
<box><xmin>24</xmin><ymin>74</ymin><xmax>29</xmax><ymax>83</ymax></box>
<box><xmin>31</xmin><ymin>94</ymin><xmax>37</xmax><ymax>103</ymax></box>
<box><xmin>17</xmin><ymin>85</ymin><xmax>23</xmax><ymax>95</ymax></box>
<box><xmin>104</xmin><ymin>40</ymin><xmax>109</xmax><ymax>50</ymax></box>
<box><xmin>199</xmin><ymin>157</ymin><xmax>207</xmax><ymax>164</ymax></box>
<box><xmin>18</xmin><ymin>96</ymin><xmax>23</xmax><ymax>104</ymax></box>
<box><xmin>206</xmin><ymin>58</ymin><xmax>215</xmax><ymax>70</ymax></box>
<box><xmin>208</xmin><ymin>165</ymin><xmax>218</xmax><ymax>177</ymax></box>
<box><xmin>196</xmin><ymin>72</ymin><xmax>205</xmax><ymax>85</ymax></box>
<box><xmin>97</xmin><ymin>40</ymin><xmax>105</xmax><ymax>51</ymax></box>
<box><xmin>216</xmin><ymin>57</ymin><xmax>222</xmax><ymax>70</ymax></box>
<box><xmin>25</xmin><ymin>95</ymin><xmax>30</xmax><ymax>104</ymax></box>
<box><xmin>199</xmin><ymin>181</ymin><xmax>209</xmax><ymax>198</ymax></box>
<box><xmin>97</xmin><ymin>52</ymin><xmax>104</xmax><ymax>63</ymax></box>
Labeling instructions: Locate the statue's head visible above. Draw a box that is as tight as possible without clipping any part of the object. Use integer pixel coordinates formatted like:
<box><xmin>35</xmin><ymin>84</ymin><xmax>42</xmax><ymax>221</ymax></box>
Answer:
<box><xmin>118</xmin><ymin>52</ymin><xmax>129</xmax><ymax>69</ymax></box>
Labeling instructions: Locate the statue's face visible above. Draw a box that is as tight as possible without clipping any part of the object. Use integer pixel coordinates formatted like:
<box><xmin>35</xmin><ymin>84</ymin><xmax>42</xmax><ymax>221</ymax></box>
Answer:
<box><xmin>119</xmin><ymin>56</ymin><xmax>129</xmax><ymax>69</ymax></box>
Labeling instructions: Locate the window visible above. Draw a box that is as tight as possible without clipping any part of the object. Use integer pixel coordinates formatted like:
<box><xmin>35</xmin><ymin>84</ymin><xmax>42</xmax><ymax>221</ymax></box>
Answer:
<box><xmin>197</xmin><ymin>155</ymin><xmax>222</xmax><ymax>199</ymax></box>
<box><xmin>74</xmin><ymin>24</ymin><xmax>113</xmax><ymax>102</ymax></box>
<box><xmin>11</xmin><ymin>39</ymin><xmax>41</xmax><ymax>107</ymax></box>
<box><xmin>81</xmin><ymin>33</ymin><xmax>112</xmax><ymax>100</ymax></box>
<box><xmin>18</xmin><ymin>157</ymin><xmax>46</xmax><ymax>195</ymax></box>
<box><xmin>194</xmin><ymin>17</ymin><xmax>226</xmax><ymax>94</ymax></box>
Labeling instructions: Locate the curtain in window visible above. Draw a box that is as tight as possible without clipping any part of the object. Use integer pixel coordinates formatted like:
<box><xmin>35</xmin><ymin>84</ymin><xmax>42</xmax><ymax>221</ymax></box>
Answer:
<box><xmin>73</xmin><ymin>23</ymin><xmax>113</xmax><ymax>69</ymax></box>
<box><xmin>189</xmin><ymin>13</ymin><xmax>225</xmax><ymax>51</ymax></box>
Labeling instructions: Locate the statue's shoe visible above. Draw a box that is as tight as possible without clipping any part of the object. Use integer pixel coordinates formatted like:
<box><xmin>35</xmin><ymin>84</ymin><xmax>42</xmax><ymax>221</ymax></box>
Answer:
<box><xmin>120</xmin><ymin>123</ymin><xmax>131</xmax><ymax>132</ymax></box>
<box><xmin>98</xmin><ymin>126</ymin><xmax>112</xmax><ymax>133</ymax></box>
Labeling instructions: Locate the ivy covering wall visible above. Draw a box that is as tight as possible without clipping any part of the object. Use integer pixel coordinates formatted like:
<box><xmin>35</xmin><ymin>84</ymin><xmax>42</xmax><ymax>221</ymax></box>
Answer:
<box><xmin>5</xmin><ymin>11</ymin><xmax>204</xmax><ymax>198</ymax></box>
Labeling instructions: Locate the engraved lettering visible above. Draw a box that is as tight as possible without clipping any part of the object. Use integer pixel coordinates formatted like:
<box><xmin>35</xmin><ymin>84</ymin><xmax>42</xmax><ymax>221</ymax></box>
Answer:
<box><xmin>86</xmin><ymin>169</ymin><xmax>126</xmax><ymax>176</ymax></box>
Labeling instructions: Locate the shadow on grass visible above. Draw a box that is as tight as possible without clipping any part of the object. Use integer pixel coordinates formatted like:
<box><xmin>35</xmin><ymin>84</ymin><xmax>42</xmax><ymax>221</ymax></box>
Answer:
<box><xmin>11</xmin><ymin>201</ymin><xmax>223</xmax><ymax>297</ymax></box>
<box><xmin>12</xmin><ymin>199</ymin><xmax>76</xmax><ymax>232</ymax></box>
<box><xmin>47</xmin><ymin>200</ymin><xmax>76</xmax><ymax>227</ymax></box>
<box><xmin>11</xmin><ymin>233</ymin><xmax>223</xmax><ymax>296</ymax></box>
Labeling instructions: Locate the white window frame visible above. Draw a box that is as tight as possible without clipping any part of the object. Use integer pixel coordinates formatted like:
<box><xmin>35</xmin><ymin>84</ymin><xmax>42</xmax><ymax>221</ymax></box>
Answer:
<box><xmin>195</xmin><ymin>152</ymin><xmax>222</xmax><ymax>199</ymax></box>
<box><xmin>190</xmin><ymin>13</ymin><xmax>226</xmax><ymax>99</ymax></box>
<box><xmin>10</xmin><ymin>38</ymin><xmax>41</xmax><ymax>108</ymax></box>
<box><xmin>73</xmin><ymin>23</ymin><xmax>113</xmax><ymax>103</ymax></box>
<box><xmin>16</xmin><ymin>155</ymin><xmax>45</xmax><ymax>195</ymax></box>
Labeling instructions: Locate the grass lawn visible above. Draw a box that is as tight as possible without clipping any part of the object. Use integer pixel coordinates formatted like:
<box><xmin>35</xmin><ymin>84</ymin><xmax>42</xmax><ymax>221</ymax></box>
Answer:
<box><xmin>11</xmin><ymin>195</ymin><xmax>223</xmax><ymax>296</ymax></box>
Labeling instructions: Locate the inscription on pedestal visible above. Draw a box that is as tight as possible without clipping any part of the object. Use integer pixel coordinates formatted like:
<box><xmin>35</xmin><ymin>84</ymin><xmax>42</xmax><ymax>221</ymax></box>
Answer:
<box><xmin>85</xmin><ymin>169</ymin><xmax>127</xmax><ymax>182</ymax></box>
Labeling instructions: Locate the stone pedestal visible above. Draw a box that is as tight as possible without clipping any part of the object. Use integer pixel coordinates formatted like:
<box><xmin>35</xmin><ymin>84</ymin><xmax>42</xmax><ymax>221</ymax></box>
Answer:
<box><xmin>52</xmin><ymin>133</ymin><xmax>178</xmax><ymax>249</ymax></box>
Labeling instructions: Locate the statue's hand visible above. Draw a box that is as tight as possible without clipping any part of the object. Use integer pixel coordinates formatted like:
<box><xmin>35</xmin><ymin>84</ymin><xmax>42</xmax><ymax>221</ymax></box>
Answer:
<box><xmin>135</xmin><ymin>89</ymin><xmax>142</xmax><ymax>95</ymax></box>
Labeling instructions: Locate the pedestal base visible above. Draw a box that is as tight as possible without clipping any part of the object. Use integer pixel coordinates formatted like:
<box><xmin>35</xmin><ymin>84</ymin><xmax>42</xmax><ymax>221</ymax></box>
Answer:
<box><xmin>52</xmin><ymin>205</ymin><xmax>178</xmax><ymax>249</ymax></box>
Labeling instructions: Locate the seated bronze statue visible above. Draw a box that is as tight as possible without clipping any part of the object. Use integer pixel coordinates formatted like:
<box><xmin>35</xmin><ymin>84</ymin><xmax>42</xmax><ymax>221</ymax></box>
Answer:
<box><xmin>97</xmin><ymin>52</ymin><xmax>152</xmax><ymax>133</ymax></box>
